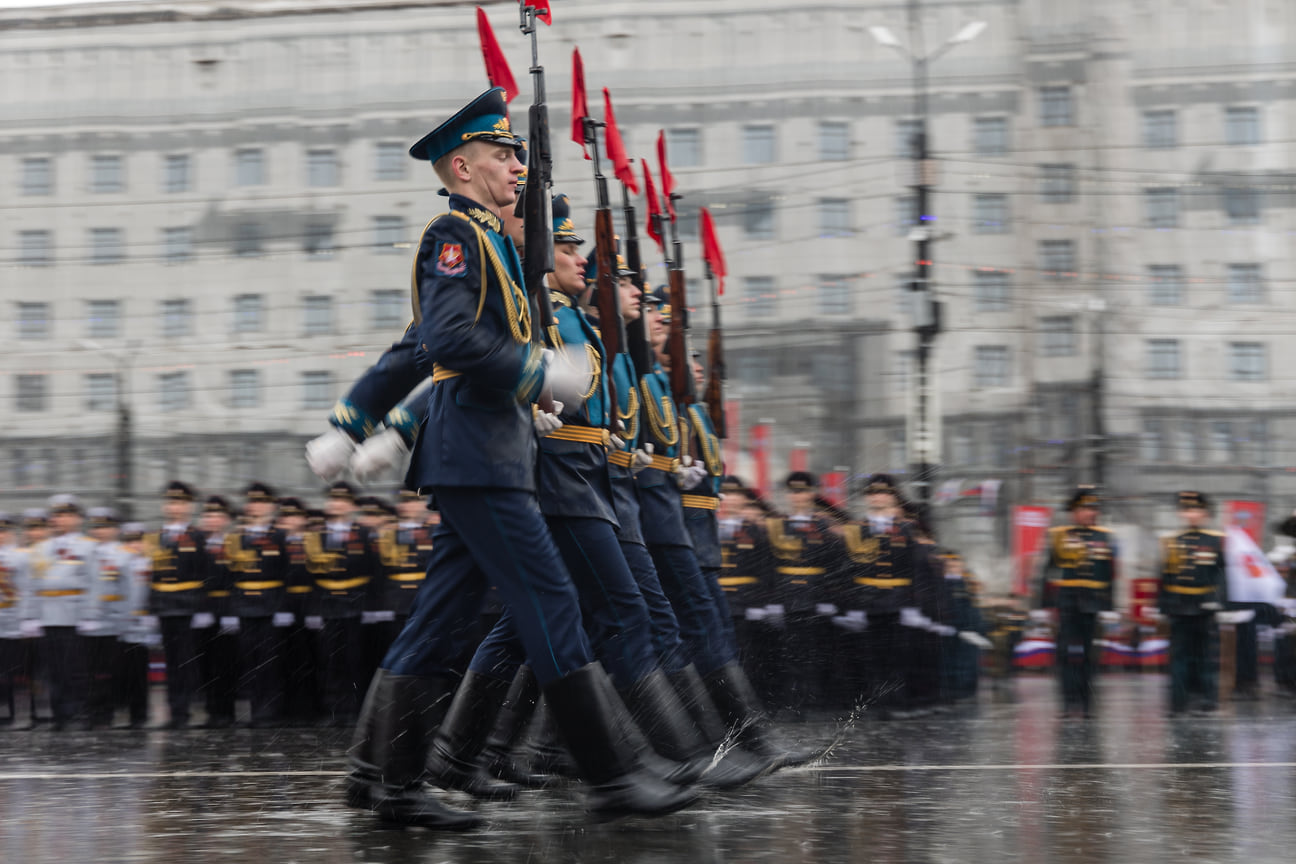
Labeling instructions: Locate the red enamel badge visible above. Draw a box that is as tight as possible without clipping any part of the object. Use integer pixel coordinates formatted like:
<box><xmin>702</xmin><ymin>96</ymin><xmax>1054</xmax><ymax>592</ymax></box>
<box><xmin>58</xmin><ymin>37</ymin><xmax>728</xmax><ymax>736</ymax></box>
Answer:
<box><xmin>436</xmin><ymin>242</ymin><xmax>466</xmax><ymax>276</ymax></box>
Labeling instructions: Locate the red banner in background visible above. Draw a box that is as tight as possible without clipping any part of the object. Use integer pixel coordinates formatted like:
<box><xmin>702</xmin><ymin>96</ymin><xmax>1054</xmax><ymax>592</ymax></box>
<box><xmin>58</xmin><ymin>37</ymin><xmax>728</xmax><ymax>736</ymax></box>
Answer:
<box><xmin>1223</xmin><ymin>500</ymin><xmax>1265</xmax><ymax>545</ymax></box>
<box><xmin>821</xmin><ymin>471</ymin><xmax>846</xmax><ymax>507</ymax></box>
<box><xmin>750</xmin><ymin>424</ymin><xmax>770</xmax><ymax>499</ymax></box>
<box><xmin>1011</xmin><ymin>505</ymin><xmax>1053</xmax><ymax>597</ymax></box>
<box><xmin>788</xmin><ymin>447</ymin><xmax>807</xmax><ymax>473</ymax></box>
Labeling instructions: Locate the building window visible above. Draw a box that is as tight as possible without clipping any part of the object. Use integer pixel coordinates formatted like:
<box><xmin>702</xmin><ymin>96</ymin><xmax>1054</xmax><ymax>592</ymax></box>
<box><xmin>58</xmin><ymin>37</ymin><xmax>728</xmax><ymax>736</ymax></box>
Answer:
<box><xmin>1229</xmin><ymin>342</ymin><xmax>1266</xmax><ymax>381</ymax></box>
<box><xmin>887</xmin><ymin>427</ymin><xmax>907</xmax><ymax>473</ymax></box>
<box><xmin>161</xmin><ymin>299</ymin><xmax>192</xmax><ymax>339</ymax></box>
<box><xmin>818</xmin><ymin>121</ymin><xmax>849</xmax><ymax>161</ymax></box>
<box><xmin>973</xmin><ymin>194</ymin><xmax>1009</xmax><ymax>234</ymax></box>
<box><xmin>234</xmin><ymin>221</ymin><xmax>262</xmax><ymax>257</ymax></box>
<box><xmin>895</xmin><ymin>195</ymin><xmax>918</xmax><ymax>236</ymax></box>
<box><xmin>1145</xmin><ymin>188</ymin><xmax>1179</xmax><ymax>228</ymax></box>
<box><xmin>742</xmin><ymin>125</ymin><xmax>776</xmax><ymax>165</ymax></box>
<box><xmin>1040</xmin><ymin>86</ymin><xmax>1073</xmax><ymax>127</ymax></box>
<box><xmin>85</xmin><ymin>373</ymin><xmax>116</xmax><ymax>412</ymax></box>
<box><xmin>307</xmin><ymin>149</ymin><xmax>339</xmax><ymax>187</ymax></box>
<box><xmin>1041</xmin><ymin>316</ymin><xmax>1076</xmax><ymax>357</ymax></box>
<box><xmin>1247</xmin><ymin>419</ymin><xmax>1268</xmax><ymax>467</ymax></box>
<box><xmin>19</xmin><ymin>230</ymin><xmax>52</xmax><ymax>267</ymax></box>
<box><xmin>371</xmin><ymin>289</ymin><xmax>405</xmax><ymax>330</ymax></box>
<box><xmin>973</xmin><ymin>345</ymin><xmax>1010</xmax><ymax>388</ymax></box>
<box><xmin>665</xmin><ymin>128</ymin><xmax>701</xmax><ymax>168</ymax></box>
<box><xmin>1039</xmin><ymin>239</ymin><xmax>1076</xmax><ymax>279</ymax></box>
<box><xmin>1227</xmin><ymin>263</ymin><xmax>1263</xmax><ymax>303</ymax></box>
<box><xmin>304</xmin><ymin>221</ymin><xmax>335</xmax><ymax>258</ymax></box>
<box><xmin>373</xmin><ymin>216</ymin><xmax>406</xmax><ymax>252</ymax></box>
<box><xmin>159</xmin><ymin>371</ymin><xmax>190</xmax><ymax>413</ymax></box>
<box><xmin>1146</xmin><ymin>339</ymin><xmax>1181</xmax><ymax>379</ymax></box>
<box><xmin>895</xmin><ymin>118</ymin><xmax>921</xmax><ymax>158</ymax></box>
<box><xmin>163</xmin><ymin>227</ymin><xmax>193</xmax><ymax>263</ymax></box>
<box><xmin>375</xmin><ymin>142</ymin><xmax>405</xmax><ymax>181</ymax></box>
<box><xmin>90</xmin><ymin>155</ymin><xmax>123</xmax><ymax>193</ymax></box>
<box><xmin>1209</xmin><ymin>420</ymin><xmax>1235</xmax><ymax>464</ymax></box>
<box><xmin>738</xmin><ymin>354</ymin><xmax>772</xmax><ymax>386</ymax></box>
<box><xmin>235</xmin><ymin>148</ymin><xmax>265</xmax><ymax>186</ymax></box>
<box><xmin>1142</xmin><ymin>110</ymin><xmax>1176</xmax><ymax>149</ymax></box>
<box><xmin>302</xmin><ymin>371</ymin><xmax>333</xmax><ymax>410</ymax></box>
<box><xmin>744</xmin><ymin>276</ymin><xmax>775</xmax><ymax>318</ymax></box>
<box><xmin>818</xmin><ymin>274</ymin><xmax>850</xmax><ymax>316</ymax></box>
<box><xmin>89</xmin><ymin>228</ymin><xmax>124</xmax><ymax>265</ymax></box>
<box><xmin>21</xmin><ymin>157</ymin><xmax>52</xmax><ymax>196</ymax></box>
<box><xmin>1141</xmin><ymin>418</ymin><xmax>1165</xmax><ymax>462</ymax></box>
<box><xmin>1039</xmin><ymin>164</ymin><xmax>1075</xmax><ymax>203</ymax></box>
<box><xmin>1176</xmin><ymin>422</ymin><xmax>1198</xmax><ymax>463</ymax></box>
<box><xmin>973</xmin><ymin>117</ymin><xmax>1007</xmax><ymax>156</ymax></box>
<box><xmin>303</xmin><ymin>295</ymin><xmax>333</xmax><ymax>336</ymax></box>
<box><xmin>230</xmin><ymin>369</ymin><xmax>260</xmax><ymax>409</ymax></box>
<box><xmin>233</xmin><ymin>293</ymin><xmax>264</xmax><ymax>333</ymax></box>
<box><xmin>818</xmin><ymin>198</ymin><xmax>850</xmax><ymax>237</ymax></box>
<box><xmin>18</xmin><ymin>302</ymin><xmax>51</xmax><ymax>339</ymax></box>
<box><xmin>86</xmin><ymin>300</ymin><xmax>120</xmax><ymax>339</ymax></box>
<box><xmin>16</xmin><ymin>374</ymin><xmax>48</xmax><ymax>413</ymax></box>
<box><xmin>974</xmin><ymin>270</ymin><xmax>1011</xmax><ymax>312</ymax></box>
<box><xmin>163</xmin><ymin>154</ymin><xmax>191</xmax><ymax>193</ymax></box>
<box><xmin>1148</xmin><ymin>265</ymin><xmax>1182</xmax><ymax>306</ymax></box>
<box><xmin>742</xmin><ymin>201</ymin><xmax>775</xmax><ymax>240</ymax></box>
<box><xmin>1225</xmin><ymin>107</ymin><xmax>1260</xmax><ymax>146</ymax></box>
<box><xmin>1224</xmin><ymin>188</ymin><xmax>1260</xmax><ymax>225</ymax></box>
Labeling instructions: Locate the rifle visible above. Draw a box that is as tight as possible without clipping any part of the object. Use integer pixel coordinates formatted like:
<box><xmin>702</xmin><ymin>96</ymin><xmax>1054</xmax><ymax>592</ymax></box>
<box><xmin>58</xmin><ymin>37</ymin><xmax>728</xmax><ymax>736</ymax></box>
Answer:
<box><xmin>584</xmin><ymin>115</ymin><xmax>624</xmax><ymax>435</ymax></box>
<box><xmin>518</xmin><ymin>2</ymin><xmax>554</xmax><ymax>342</ymax></box>
<box><xmin>703</xmin><ymin>261</ymin><xmax>727</xmax><ymax>439</ymax></box>
<box><xmin>621</xmin><ymin>180</ymin><xmax>654</xmax><ymax>377</ymax></box>
<box><xmin>664</xmin><ymin>198</ymin><xmax>694</xmax><ymax>405</ymax></box>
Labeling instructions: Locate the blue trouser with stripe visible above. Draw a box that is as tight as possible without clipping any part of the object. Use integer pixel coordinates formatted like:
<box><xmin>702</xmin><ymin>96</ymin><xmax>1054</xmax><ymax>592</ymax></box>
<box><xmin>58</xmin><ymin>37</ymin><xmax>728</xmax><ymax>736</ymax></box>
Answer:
<box><xmin>382</xmin><ymin>488</ymin><xmax>592</xmax><ymax>688</ymax></box>
<box><xmin>648</xmin><ymin>543</ymin><xmax>739</xmax><ymax>676</ymax></box>
<box><xmin>620</xmin><ymin>539</ymin><xmax>690</xmax><ymax>673</ymax></box>
<box><xmin>470</xmin><ymin>516</ymin><xmax>658</xmax><ymax>688</ymax></box>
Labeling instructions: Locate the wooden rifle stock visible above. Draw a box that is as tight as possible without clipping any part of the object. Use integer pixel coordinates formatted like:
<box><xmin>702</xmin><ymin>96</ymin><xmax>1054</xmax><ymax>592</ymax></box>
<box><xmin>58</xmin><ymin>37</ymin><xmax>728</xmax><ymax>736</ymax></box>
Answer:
<box><xmin>592</xmin><ymin>202</ymin><xmax>622</xmax><ymax>433</ymax></box>
<box><xmin>621</xmin><ymin>188</ymin><xmax>654</xmax><ymax>377</ymax></box>
<box><xmin>704</xmin><ymin>329</ymin><xmax>726</xmax><ymax>439</ymax></box>
<box><xmin>522</xmin><ymin>103</ymin><xmax>555</xmax><ymax>341</ymax></box>
<box><xmin>666</xmin><ymin>265</ymin><xmax>693</xmax><ymax>404</ymax></box>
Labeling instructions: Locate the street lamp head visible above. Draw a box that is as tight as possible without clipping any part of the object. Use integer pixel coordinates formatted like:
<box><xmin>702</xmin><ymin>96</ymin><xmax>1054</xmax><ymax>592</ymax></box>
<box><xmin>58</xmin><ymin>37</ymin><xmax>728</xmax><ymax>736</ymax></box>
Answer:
<box><xmin>949</xmin><ymin>20</ymin><xmax>988</xmax><ymax>45</ymax></box>
<box><xmin>868</xmin><ymin>25</ymin><xmax>901</xmax><ymax>48</ymax></box>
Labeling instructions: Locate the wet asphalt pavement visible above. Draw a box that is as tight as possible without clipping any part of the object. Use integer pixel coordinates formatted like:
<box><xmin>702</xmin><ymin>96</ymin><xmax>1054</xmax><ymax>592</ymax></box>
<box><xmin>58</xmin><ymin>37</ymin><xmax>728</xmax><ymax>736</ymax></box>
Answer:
<box><xmin>2</xmin><ymin>674</ymin><xmax>1295</xmax><ymax>864</ymax></box>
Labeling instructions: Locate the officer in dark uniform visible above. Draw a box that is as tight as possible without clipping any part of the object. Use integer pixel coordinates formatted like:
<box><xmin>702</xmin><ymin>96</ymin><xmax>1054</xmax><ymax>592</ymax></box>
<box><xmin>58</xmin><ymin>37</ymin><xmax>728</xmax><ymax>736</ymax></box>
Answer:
<box><xmin>1157</xmin><ymin>491</ymin><xmax>1227</xmax><ymax>714</ymax></box>
<box><xmin>227</xmin><ymin>483</ymin><xmax>288</xmax><ymax>727</ymax></box>
<box><xmin>197</xmin><ymin>495</ymin><xmax>237</xmax><ymax>728</ymax></box>
<box><xmin>716</xmin><ymin>478</ymin><xmax>779</xmax><ymax>703</ymax></box>
<box><xmin>377</xmin><ymin>490</ymin><xmax>434</xmax><ymax>631</ymax></box>
<box><xmin>356</xmin><ymin>495</ymin><xmax>397</xmax><ymax>689</ymax></box>
<box><xmin>277</xmin><ymin>497</ymin><xmax>320</xmax><ymax>726</ymax></box>
<box><xmin>146</xmin><ymin>481</ymin><xmax>206</xmax><ymax>729</ymax></box>
<box><xmin>1038</xmin><ymin>485</ymin><xmax>1119</xmax><ymax>717</ymax></box>
<box><xmin>901</xmin><ymin>501</ymin><xmax>948</xmax><ymax>716</ymax></box>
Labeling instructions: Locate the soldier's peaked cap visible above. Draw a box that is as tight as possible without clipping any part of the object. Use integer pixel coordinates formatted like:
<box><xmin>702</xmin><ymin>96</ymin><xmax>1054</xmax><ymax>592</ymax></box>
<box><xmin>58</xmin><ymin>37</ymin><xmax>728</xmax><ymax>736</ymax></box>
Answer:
<box><xmin>204</xmin><ymin>495</ymin><xmax>232</xmax><ymax>515</ymax></box>
<box><xmin>87</xmin><ymin>507</ymin><xmax>118</xmax><ymax>526</ymax></box>
<box><xmin>552</xmin><ymin>193</ymin><xmax>584</xmax><ymax>244</ymax></box>
<box><xmin>328</xmin><ymin>481</ymin><xmax>358</xmax><ymax>501</ymax></box>
<box><xmin>785</xmin><ymin>471</ymin><xmax>818</xmax><ymax>491</ymax></box>
<box><xmin>277</xmin><ymin>497</ymin><xmax>306</xmax><ymax>516</ymax></box>
<box><xmin>164</xmin><ymin>480</ymin><xmax>195</xmax><ymax>501</ymax></box>
<box><xmin>48</xmin><ymin>493</ymin><xmax>83</xmax><ymax>515</ymax></box>
<box><xmin>244</xmin><ymin>482</ymin><xmax>276</xmax><ymax>502</ymax></box>
<box><xmin>863</xmin><ymin>473</ymin><xmax>900</xmax><ymax>496</ymax></box>
<box><xmin>1177</xmin><ymin>490</ymin><xmax>1209</xmax><ymax>510</ymax></box>
<box><xmin>1067</xmin><ymin>484</ymin><xmax>1100</xmax><ymax>510</ymax></box>
<box><xmin>410</xmin><ymin>87</ymin><xmax>523</xmax><ymax>164</ymax></box>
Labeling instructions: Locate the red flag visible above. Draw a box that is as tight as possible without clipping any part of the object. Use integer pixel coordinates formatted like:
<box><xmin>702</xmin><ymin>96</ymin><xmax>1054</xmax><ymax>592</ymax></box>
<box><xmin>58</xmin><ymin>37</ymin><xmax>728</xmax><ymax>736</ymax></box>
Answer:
<box><xmin>477</xmin><ymin>8</ymin><xmax>519</xmax><ymax>103</ymax></box>
<box><xmin>699</xmin><ymin>207</ymin><xmax>726</xmax><ymax>295</ymax></box>
<box><xmin>642</xmin><ymin>161</ymin><xmax>663</xmax><ymax>252</ymax></box>
<box><xmin>657</xmin><ymin>130</ymin><xmax>676</xmax><ymax>220</ymax></box>
<box><xmin>526</xmin><ymin>0</ymin><xmax>552</xmax><ymax>25</ymax></box>
<box><xmin>571</xmin><ymin>49</ymin><xmax>589</xmax><ymax>158</ymax></box>
<box><xmin>603</xmin><ymin>89</ymin><xmax>638</xmax><ymax>194</ymax></box>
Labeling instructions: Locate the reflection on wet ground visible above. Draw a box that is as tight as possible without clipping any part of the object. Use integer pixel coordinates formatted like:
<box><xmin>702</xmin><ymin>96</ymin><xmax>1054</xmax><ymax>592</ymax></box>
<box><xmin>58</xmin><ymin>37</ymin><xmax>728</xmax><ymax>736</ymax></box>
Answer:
<box><xmin>2</xmin><ymin>675</ymin><xmax>1294</xmax><ymax>863</ymax></box>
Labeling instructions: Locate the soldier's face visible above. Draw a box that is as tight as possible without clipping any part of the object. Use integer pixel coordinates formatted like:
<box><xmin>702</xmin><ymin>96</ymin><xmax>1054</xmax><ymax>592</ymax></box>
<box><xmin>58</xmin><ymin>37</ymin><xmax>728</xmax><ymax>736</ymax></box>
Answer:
<box><xmin>200</xmin><ymin>511</ymin><xmax>229</xmax><ymax>534</ymax></box>
<box><xmin>462</xmin><ymin>142</ymin><xmax>524</xmax><ymax>212</ymax></box>
<box><xmin>1180</xmin><ymin>506</ymin><xmax>1207</xmax><ymax>528</ymax></box>
<box><xmin>397</xmin><ymin>500</ymin><xmax>424</xmax><ymax>522</ymax></box>
<box><xmin>24</xmin><ymin>526</ymin><xmax>48</xmax><ymax>544</ymax></box>
<box><xmin>280</xmin><ymin>514</ymin><xmax>306</xmax><ymax>534</ymax></box>
<box><xmin>501</xmin><ymin>203</ymin><xmax>526</xmax><ymax>247</ymax></box>
<box><xmin>691</xmin><ymin>358</ymin><xmax>704</xmax><ymax>389</ymax></box>
<box><xmin>91</xmin><ymin>525</ymin><xmax>116</xmax><ymax>543</ymax></box>
<box><xmin>162</xmin><ymin>499</ymin><xmax>191</xmax><ymax>524</ymax></box>
<box><xmin>325</xmin><ymin>498</ymin><xmax>353</xmax><ymax>520</ymax></box>
<box><xmin>1072</xmin><ymin>505</ymin><xmax>1098</xmax><ymax>526</ymax></box>
<box><xmin>52</xmin><ymin>511</ymin><xmax>80</xmax><ymax>534</ymax></box>
<box><xmin>618</xmin><ymin>276</ymin><xmax>641</xmax><ymax>322</ymax></box>
<box><xmin>787</xmin><ymin>489</ymin><xmax>815</xmax><ymax>513</ymax></box>
<box><xmin>645</xmin><ymin>305</ymin><xmax>667</xmax><ymax>349</ymax></box>
<box><xmin>866</xmin><ymin>492</ymin><xmax>898</xmax><ymax>516</ymax></box>
<box><xmin>549</xmin><ymin>242</ymin><xmax>588</xmax><ymax>295</ymax></box>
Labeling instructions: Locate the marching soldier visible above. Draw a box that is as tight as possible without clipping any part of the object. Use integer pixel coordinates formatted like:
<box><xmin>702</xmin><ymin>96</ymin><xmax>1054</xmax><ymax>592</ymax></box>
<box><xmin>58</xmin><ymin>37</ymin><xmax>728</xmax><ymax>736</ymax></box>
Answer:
<box><xmin>0</xmin><ymin>514</ymin><xmax>27</xmax><ymax>726</ymax></box>
<box><xmin>228</xmin><ymin>482</ymin><xmax>289</xmax><ymax>728</ymax></box>
<box><xmin>278</xmin><ymin>497</ymin><xmax>320</xmax><ymax>726</ymax></box>
<box><xmin>197</xmin><ymin>495</ymin><xmax>238</xmax><ymax>728</ymax></box>
<box><xmin>1157</xmin><ymin>491</ymin><xmax>1227</xmax><ymax>715</ymax></box>
<box><xmin>146</xmin><ymin>481</ymin><xmax>207</xmax><ymax>729</ymax></box>
<box><xmin>715</xmin><ymin>479</ymin><xmax>779</xmax><ymax>705</ymax></box>
<box><xmin>85</xmin><ymin>508</ymin><xmax>128</xmax><ymax>729</ymax></box>
<box><xmin>357</xmin><ymin>496</ymin><xmax>397</xmax><ymax>689</ymax></box>
<box><xmin>378</xmin><ymin>490</ymin><xmax>434</xmax><ymax>630</ymax></box>
<box><xmin>1038</xmin><ymin>485</ymin><xmax>1119</xmax><ymax>718</ymax></box>
<box><xmin>117</xmin><ymin>522</ymin><xmax>154</xmax><ymax>729</ymax></box>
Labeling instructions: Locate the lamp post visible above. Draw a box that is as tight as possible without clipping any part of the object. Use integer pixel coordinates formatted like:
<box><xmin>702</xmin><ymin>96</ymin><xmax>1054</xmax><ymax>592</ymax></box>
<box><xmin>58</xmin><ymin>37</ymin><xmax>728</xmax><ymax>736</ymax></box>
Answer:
<box><xmin>870</xmin><ymin>5</ymin><xmax>986</xmax><ymax>520</ymax></box>
<box><xmin>79</xmin><ymin>339</ymin><xmax>137</xmax><ymax>520</ymax></box>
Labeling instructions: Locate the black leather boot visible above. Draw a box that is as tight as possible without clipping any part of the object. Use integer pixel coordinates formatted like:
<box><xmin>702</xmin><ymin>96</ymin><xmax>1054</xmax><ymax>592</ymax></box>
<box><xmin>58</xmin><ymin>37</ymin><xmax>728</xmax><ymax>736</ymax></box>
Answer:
<box><xmin>524</xmin><ymin>698</ymin><xmax>580</xmax><ymax>780</ymax></box>
<box><xmin>702</xmin><ymin>662</ymin><xmax>826</xmax><ymax>770</ymax></box>
<box><xmin>481</xmin><ymin>666</ymin><xmax>551</xmax><ymax>788</ymax></box>
<box><xmin>545</xmin><ymin>663</ymin><xmax>699</xmax><ymax>820</ymax></box>
<box><xmin>345</xmin><ymin>669</ymin><xmax>482</xmax><ymax>830</ymax></box>
<box><xmin>608</xmin><ymin>670</ymin><xmax>706</xmax><ymax>787</ymax></box>
<box><xmin>425</xmin><ymin>670</ymin><xmax>521</xmax><ymax>801</ymax></box>
<box><xmin>668</xmin><ymin>664</ymin><xmax>774</xmax><ymax>787</ymax></box>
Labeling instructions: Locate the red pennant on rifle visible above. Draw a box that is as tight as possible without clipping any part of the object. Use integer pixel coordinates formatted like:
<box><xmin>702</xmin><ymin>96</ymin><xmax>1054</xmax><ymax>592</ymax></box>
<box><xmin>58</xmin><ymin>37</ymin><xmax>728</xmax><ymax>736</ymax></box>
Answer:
<box><xmin>642</xmin><ymin>161</ymin><xmax>664</xmax><ymax>252</ymax></box>
<box><xmin>477</xmin><ymin>8</ymin><xmax>519</xmax><ymax>102</ymax></box>
<box><xmin>699</xmin><ymin>208</ymin><xmax>727</xmax><ymax>296</ymax></box>
<box><xmin>657</xmin><ymin>130</ymin><xmax>676</xmax><ymax>221</ymax></box>
<box><xmin>571</xmin><ymin>49</ymin><xmax>590</xmax><ymax>159</ymax></box>
<box><xmin>603</xmin><ymin>89</ymin><xmax>638</xmax><ymax>194</ymax></box>
<box><xmin>526</xmin><ymin>0</ymin><xmax>552</xmax><ymax>25</ymax></box>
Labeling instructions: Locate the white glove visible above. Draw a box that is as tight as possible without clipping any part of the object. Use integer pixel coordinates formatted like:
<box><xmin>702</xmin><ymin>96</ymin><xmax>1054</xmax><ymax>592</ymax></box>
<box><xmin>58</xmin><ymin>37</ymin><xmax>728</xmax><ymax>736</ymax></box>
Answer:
<box><xmin>304</xmin><ymin>615</ymin><xmax>325</xmax><ymax>631</ymax></box>
<box><xmin>674</xmin><ymin>456</ymin><xmax>709</xmax><ymax>489</ymax></box>
<box><xmin>744</xmin><ymin>606</ymin><xmax>768</xmax><ymax>622</ymax></box>
<box><xmin>306</xmin><ymin>427</ymin><xmax>357</xmax><ymax>482</ymax></box>
<box><xmin>959</xmin><ymin>631</ymin><xmax>994</xmax><ymax>649</ymax></box>
<box><xmin>1097</xmin><ymin>611</ymin><xmax>1121</xmax><ymax>624</ymax></box>
<box><xmin>631</xmin><ymin>443</ymin><xmax>654</xmax><ymax>474</ymax></box>
<box><xmin>1216</xmin><ymin>609</ymin><xmax>1256</xmax><ymax>625</ymax></box>
<box><xmin>764</xmin><ymin>603</ymin><xmax>786</xmax><ymax>627</ymax></box>
<box><xmin>142</xmin><ymin>615</ymin><xmax>160</xmax><ymax>632</ymax></box>
<box><xmin>931</xmin><ymin>623</ymin><xmax>958</xmax><ymax>637</ymax></box>
<box><xmin>832</xmin><ymin>614</ymin><xmax>867</xmax><ymax>633</ymax></box>
<box><xmin>610</xmin><ymin>434</ymin><xmax>629</xmax><ymax>451</ymax></box>
<box><xmin>349</xmin><ymin>426</ymin><xmax>411</xmax><ymax>484</ymax></box>
<box><xmin>815</xmin><ymin>603</ymin><xmax>839</xmax><ymax>617</ymax></box>
<box><xmin>900</xmin><ymin>607</ymin><xmax>931</xmax><ymax>629</ymax></box>
<box><xmin>76</xmin><ymin>620</ymin><xmax>103</xmax><ymax>635</ymax></box>
<box><xmin>218</xmin><ymin>616</ymin><xmax>241</xmax><ymax>634</ymax></box>
<box><xmin>1145</xmin><ymin>609</ymin><xmax>1164</xmax><ymax>621</ymax></box>
<box><xmin>361</xmin><ymin>610</ymin><xmax>396</xmax><ymax>624</ymax></box>
<box><xmin>272</xmin><ymin>612</ymin><xmax>295</xmax><ymax>628</ymax></box>
<box><xmin>542</xmin><ymin>346</ymin><xmax>593</xmax><ymax>408</ymax></box>
<box><xmin>1200</xmin><ymin>602</ymin><xmax>1222</xmax><ymax>612</ymax></box>
<box><xmin>1028</xmin><ymin>609</ymin><xmax>1052</xmax><ymax>623</ymax></box>
<box><xmin>19</xmin><ymin>620</ymin><xmax>43</xmax><ymax>638</ymax></box>
<box><xmin>190</xmin><ymin>612</ymin><xmax>215</xmax><ymax>629</ymax></box>
<box><xmin>534</xmin><ymin>409</ymin><xmax>563</xmax><ymax>435</ymax></box>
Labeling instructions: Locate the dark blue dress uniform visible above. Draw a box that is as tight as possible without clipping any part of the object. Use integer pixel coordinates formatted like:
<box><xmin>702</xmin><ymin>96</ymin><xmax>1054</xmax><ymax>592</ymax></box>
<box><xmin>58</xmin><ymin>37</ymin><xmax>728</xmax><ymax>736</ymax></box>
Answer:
<box><xmin>146</xmin><ymin>483</ymin><xmax>206</xmax><ymax>728</ymax></box>
<box><xmin>1040</xmin><ymin>487</ymin><xmax>1117</xmax><ymax>715</ymax></box>
<box><xmin>228</xmin><ymin>520</ymin><xmax>289</xmax><ymax>727</ymax></box>
<box><xmin>306</xmin><ymin>517</ymin><xmax>374</xmax><ymax>726</ymax></box>
<box><xmin>376</xmin><ymin>518</ymin><xmax>433</xmax><ymax>624</ymax></box>
<box><xmin>198</xmin><ymin>499</ymin><xmax>238</xmax><ymax>729</ymax></box>
<box><xmin>717</xmin><ymin>504</ymin><xmax>779</xmax><ymax>702</ymax></box>
<box><xmin>1158</xmin><ymin>492</ymin><xmax>1227</xmax><ymax>714</ymax></box>
<box><xmin>680</xmin><ymin>402</ymin><xmax>739</xmax><ymax>651</ymax></box>
<box><xmin>280</xmin><ymin>504</ymin><xmax>322</xmax><ymax>726</ymax></box>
